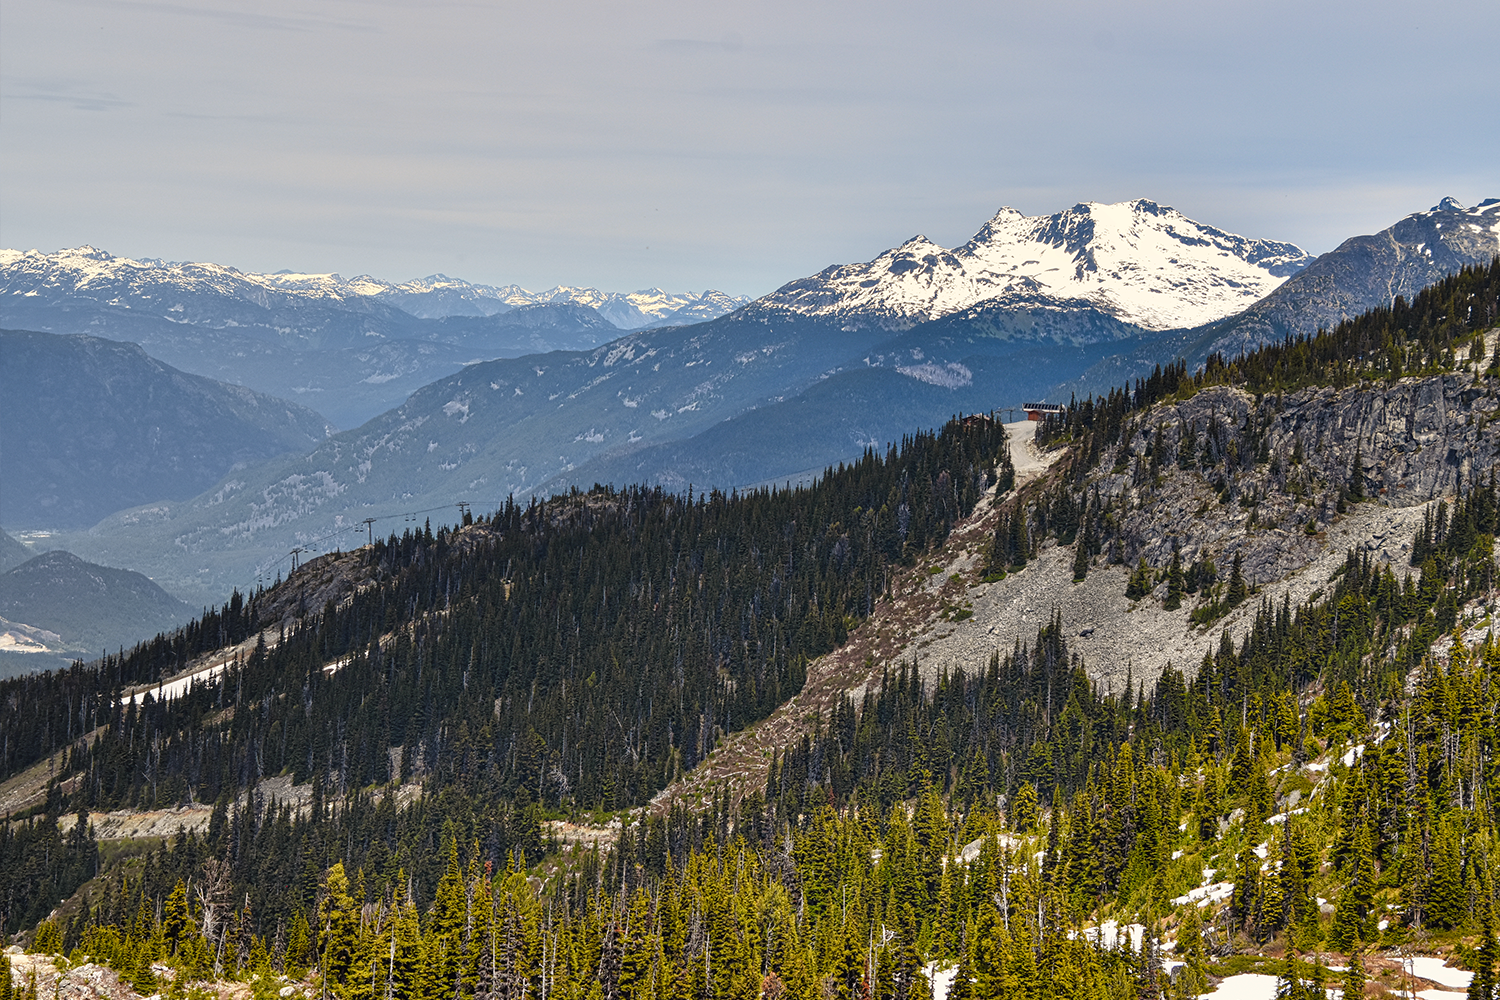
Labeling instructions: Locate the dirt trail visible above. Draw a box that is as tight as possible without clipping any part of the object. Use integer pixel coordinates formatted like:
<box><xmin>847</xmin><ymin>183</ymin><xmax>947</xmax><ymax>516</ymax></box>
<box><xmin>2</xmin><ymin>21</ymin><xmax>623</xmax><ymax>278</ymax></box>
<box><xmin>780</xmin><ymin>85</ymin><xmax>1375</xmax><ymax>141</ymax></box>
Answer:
<box><xmin>1002</xmin><ymin>419</ymin><xmax>1052</xmax><ymax>481</ymax></box>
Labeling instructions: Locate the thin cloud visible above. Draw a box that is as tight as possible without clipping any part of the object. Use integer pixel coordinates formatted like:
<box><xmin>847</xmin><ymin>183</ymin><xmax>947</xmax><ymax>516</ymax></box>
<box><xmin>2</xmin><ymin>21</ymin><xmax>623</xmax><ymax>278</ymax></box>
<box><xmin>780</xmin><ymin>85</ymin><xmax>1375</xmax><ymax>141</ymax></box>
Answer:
<box><xmin>3</xmin><ymin>89</ymin><xmax>133</xmax><ymax>112</ymax></box>
<box><xmin>56</xmin><ymin>0</ymin><xmax>374</xmax><ymax>33</ymax></box>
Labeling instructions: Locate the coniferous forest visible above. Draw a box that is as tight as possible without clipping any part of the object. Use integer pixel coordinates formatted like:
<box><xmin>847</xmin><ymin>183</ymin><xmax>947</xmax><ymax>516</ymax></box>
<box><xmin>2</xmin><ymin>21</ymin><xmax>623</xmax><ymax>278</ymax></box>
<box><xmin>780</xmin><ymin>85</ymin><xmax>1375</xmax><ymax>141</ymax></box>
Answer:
<box><xmin>3</xmin><ymin>261</ymin><xmax>1500</xmax><ymax>1000</ymax></box>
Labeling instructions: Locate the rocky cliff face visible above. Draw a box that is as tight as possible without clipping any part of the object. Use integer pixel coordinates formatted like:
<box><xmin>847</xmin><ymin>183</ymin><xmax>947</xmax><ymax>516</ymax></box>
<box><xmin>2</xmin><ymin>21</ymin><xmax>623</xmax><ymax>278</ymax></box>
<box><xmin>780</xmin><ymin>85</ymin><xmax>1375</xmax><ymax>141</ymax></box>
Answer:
<box><xmin>1103</xmin><ymin>369</ymin><xmax>1497</xmax><ymax>585</ymax></box>
<box><xmin>900</xmin><ymin>354</ymin><xmax>1500</xmax><ymax>694</ymax></box>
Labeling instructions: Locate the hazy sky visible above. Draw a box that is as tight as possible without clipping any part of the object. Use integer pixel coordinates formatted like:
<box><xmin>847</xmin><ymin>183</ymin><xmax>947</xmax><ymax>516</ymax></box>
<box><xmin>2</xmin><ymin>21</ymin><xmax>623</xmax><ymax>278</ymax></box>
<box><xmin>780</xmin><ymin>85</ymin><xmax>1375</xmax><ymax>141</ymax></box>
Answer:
<box><xmin>3</xmin><ymin>0</ymin><xmax>1496</xmax><ymax>297</ymax></box>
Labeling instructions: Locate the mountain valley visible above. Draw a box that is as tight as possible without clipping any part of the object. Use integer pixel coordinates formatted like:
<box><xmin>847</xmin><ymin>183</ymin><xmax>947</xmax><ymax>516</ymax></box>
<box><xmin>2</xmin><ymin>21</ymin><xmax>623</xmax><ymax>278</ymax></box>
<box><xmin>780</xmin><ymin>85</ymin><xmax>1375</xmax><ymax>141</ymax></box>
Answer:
<box><xmin>0</xmin><ymin>248</ymin><xmax>748</xmax><ymax>428</ymax></box>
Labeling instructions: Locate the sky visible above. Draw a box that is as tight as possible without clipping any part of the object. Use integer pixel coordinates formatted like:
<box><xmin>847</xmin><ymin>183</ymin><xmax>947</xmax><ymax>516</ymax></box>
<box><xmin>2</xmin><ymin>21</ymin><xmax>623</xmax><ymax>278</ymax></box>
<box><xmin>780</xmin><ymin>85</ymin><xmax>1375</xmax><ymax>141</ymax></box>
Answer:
<box><xmin>2</xmin><ymin>0</ymin><xmax>1497</xmax><ymax>298</ymax></box>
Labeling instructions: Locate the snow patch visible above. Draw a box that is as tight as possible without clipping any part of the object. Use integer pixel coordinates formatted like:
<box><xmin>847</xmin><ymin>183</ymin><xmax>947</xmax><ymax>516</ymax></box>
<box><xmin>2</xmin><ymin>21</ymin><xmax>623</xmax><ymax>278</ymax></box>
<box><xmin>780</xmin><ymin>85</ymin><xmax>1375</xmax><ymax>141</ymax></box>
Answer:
<box><xmin>1406</xmin><ymin>957</ymin><xmax>1473</xmax><ymax>990</ymax></box>
<box><xmin>925</xmin><ymin>963</ymin><xmax>957</xmax><ymax>1000</ymax></box>
<box><xmin>896</xmin><ymin>362</ymin><xmax>973</xmax><ymax>388</ymax></box>
<box><xmin>1197</xmin><ymin>973</ymin><xmax>1280</xmax><ymax>999</ymax></box>
<box><xmin>1171</xmin><ymin>881</ymin><xmax>1234</xmax><ymax>907</ymax></box>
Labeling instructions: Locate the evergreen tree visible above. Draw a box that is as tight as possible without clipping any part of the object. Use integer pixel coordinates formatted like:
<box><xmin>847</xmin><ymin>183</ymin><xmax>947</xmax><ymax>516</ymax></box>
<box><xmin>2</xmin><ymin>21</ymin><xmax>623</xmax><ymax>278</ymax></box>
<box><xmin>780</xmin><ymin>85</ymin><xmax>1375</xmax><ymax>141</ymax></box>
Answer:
<box><xmin>1010</xmin><ymin>782</ymin><xmax>1039</xmax><ymax>834</ymax></box>
<box><xmin>316</xmin><ymin>863</ymin><xmax>360</xmax><ymax>993</ymax></box>
<box><xmin>1227</xmin><ymin>552</ymin><xmax>1248</xmax><ymax>608</ymax></box>
<box><xmin>1345</xmin><ymin>948</ymin><xmax>1367</xmax><ymax>1000</ymax></box>
<box><xmin>1072</xmin><ymin>532</ymin><xmax>1091</xmax><ymax>583</ymax></box>
<box><xmin>1428</xmin><ymin>820</ymin><xmax>1467</xmax><ymax>929</ymax></box>
<box><xmin>1126</xmin><ymin>558</ymin><xmax>1153</xmax><ymax>601</ymax></box>
<box><xmin>1470</xmin><ymin>896</ymin><xmax>1496</xmax><ymax>1000</ymax></box>
<box><xmin>163</xmin><ymin>881</ymin><xmax>189</xmax><ymax>955</ymax></box>
<box><xmin>1164</xmin><ymin>549</ymin><xmax>1184</xmax><ymax>611</ymax></box>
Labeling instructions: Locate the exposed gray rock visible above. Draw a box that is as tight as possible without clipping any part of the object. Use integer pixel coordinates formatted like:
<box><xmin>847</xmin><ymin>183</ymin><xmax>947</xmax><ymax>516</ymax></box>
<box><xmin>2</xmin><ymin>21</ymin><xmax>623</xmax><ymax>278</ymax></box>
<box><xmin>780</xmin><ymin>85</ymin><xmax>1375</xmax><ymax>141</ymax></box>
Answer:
<box><xmin>1105</xmin><ymin>370</ymin><xmax>1500</xmax><ymax>586</ymax></box>
<box><xmin>912</xmin><ymin>360</ymin><xmax>1500</xmax><ymax>693</ymax></box>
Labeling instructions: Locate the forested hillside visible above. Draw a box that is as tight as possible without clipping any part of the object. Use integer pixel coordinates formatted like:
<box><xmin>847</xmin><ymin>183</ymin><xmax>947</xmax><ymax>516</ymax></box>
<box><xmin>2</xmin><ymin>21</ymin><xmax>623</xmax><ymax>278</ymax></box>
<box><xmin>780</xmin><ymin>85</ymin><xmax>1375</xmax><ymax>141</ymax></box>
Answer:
<box><xmin>0</xmin><ymin>417</ymin><xmax>1008</xmax><ymax>931</ymax></box>
<box><xmin>4</xmin><ymin>261</ymin><xmax>1500</xmax><ymax>1000</ymax></box>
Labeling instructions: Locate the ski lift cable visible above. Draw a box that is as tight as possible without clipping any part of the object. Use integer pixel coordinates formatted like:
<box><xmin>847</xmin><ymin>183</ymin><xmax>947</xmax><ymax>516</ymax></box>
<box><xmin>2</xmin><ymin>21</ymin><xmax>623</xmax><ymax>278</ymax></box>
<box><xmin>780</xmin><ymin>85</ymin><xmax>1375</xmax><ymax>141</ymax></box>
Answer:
<box><xmin>248</xmin><ymin>498</ymin><xmax>512</xmax><ymax>587</ymax></box>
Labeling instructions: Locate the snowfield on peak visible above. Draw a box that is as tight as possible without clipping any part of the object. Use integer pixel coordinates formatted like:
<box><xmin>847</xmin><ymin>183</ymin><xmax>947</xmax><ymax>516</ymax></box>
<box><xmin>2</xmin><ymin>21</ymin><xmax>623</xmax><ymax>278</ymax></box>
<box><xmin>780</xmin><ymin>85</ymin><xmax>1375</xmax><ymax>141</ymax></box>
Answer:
<box><xmin>760</xmin><ymin>199</ymin><xmax>1311</xmax><ymax>332</ymax></box>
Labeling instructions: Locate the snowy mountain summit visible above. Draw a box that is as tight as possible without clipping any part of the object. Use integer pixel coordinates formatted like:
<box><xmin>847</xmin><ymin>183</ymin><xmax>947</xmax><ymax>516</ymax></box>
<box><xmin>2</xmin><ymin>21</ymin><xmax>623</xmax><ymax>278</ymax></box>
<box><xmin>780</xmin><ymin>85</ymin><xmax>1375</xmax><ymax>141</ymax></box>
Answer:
<box><xmin>761</xmin><ymin>199</ymin><xmax>1313</xmax><ymax>332</ymax></box>
<box><xmin>0</xmin><ymin>246</ymin><xmax>747</xmax><ymax>330</ymax></box>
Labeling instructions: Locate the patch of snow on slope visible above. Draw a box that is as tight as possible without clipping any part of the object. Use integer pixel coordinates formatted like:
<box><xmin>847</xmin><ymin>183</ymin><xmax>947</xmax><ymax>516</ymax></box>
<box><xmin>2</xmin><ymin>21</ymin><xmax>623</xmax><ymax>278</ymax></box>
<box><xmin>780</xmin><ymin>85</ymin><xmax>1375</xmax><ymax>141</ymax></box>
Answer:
<box><xmin>1197</xmin><ymin>973</ymin><xmax>1281</xmax><ymax>999</ymax></box>
<box><xmin>896</xmin><ymin>362</ymin><xmax>973</xmax><ymax>387</ymax></box>
<box><xmin>925</xmin><ymin>963</ymin><xmax>957</xmax><ymax>1000</ymax></box>
<box><xmin>1406</xmin><ymin>957</ymin><xmax>1473</xmax><ymax>990</ymax></box>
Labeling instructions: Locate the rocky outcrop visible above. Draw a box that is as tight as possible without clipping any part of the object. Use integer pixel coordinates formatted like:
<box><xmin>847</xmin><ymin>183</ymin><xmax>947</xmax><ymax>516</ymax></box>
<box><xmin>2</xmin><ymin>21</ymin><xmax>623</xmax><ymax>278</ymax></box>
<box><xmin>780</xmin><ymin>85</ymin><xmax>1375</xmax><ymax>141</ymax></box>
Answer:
<box><xmin>905</xmin><ymin>361</ymin><xmax>1500</xmax><ymax>694</ymax></box>
<box><xmin>1101</xmin><ymin>369</ymin><xmax>1500</xmax><ymax>587</ymax></box>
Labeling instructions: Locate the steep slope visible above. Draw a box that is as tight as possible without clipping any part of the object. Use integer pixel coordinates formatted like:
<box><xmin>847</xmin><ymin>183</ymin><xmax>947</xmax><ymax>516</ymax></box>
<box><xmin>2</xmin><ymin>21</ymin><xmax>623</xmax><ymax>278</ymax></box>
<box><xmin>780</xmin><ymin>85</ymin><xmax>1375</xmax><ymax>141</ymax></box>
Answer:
<box><xmin>655</xmin><ymin>368</ymin><xmax>1500</xmax><ymax>817</ymax></box>
<box><xmin>0</xmin><ymin>550</ymin><xmax>195</xmax><ymax>676</ymax></box>
<box><xmin>908</xmin><ymin>381</ymin><xmax>1460</xmax><ymax>694</ymax></box>
<box><xmin>0</xmin><ymin>330</ymin><xmax>332</xmax><ymax>529</ymax></box>
<box><xmin>1192</xmin><ymin>197</ymin><xmax>1500</xmax><ymax>358</ymax></box>
<box><xmin>758</xmin><ymin>199</ymin><xmax>1309</xmax><ymax>331</ymax></box>
<box><xmin>1059</xmin><ymin>198</ymin><xmax>1500</xmax><ymax>399</ymax></box>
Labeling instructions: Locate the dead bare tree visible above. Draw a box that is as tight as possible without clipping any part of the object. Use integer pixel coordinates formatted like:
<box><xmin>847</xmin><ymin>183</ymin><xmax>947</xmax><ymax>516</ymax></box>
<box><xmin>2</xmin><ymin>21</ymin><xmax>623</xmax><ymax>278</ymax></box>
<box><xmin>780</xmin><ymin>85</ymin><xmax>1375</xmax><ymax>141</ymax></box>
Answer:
<box><xmin>197</xmin><ymin>858</ymin><xmax>234</xmax><ymax>974</ymax></box>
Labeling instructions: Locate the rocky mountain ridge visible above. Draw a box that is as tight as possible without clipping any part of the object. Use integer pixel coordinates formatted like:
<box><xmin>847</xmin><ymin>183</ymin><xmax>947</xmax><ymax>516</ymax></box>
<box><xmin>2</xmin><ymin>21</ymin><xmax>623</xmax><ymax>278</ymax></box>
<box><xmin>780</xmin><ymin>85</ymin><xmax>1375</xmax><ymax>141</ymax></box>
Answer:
<box><xmin>650</xmin><ymin>355</ymin><xmax>1500</xmax><ymax>813</ymax></box>
<box><xmin>1062</xmin><ymin>198</ymin><xmax>1500</xmax><ymax>400</ymax></box>
<box><xmin>930</xmin><ymin>369</ymin><xmax>1496</xmax><ymax>694</ymax></box>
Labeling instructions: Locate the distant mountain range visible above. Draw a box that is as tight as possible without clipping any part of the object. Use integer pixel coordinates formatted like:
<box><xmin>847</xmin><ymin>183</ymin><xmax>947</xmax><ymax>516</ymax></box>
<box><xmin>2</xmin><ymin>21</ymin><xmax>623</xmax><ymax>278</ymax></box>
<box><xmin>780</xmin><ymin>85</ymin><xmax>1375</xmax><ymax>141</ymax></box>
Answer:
<box><xmin>1</xmin><ymin>329</ymin><xmax>332</xmax><ymax>528</ymax></box>
<box><xmin>0</xmin><ymin>247</ymin><xmax>748</xmax><ymax>332</ymax></box>
<box><xmin>9</xmin><ymin>196</ymin><xmax>1497</xmax><ymax>613</ymax></box>
<box><xmin>317</xmin><ymin>272</ymin><xmax>749</xmax><ymax>330</ymax></box>
<box><xmin>0</xmin><ymin>248</ymin><xmax>748</xmax><ymax>427</ymax></box>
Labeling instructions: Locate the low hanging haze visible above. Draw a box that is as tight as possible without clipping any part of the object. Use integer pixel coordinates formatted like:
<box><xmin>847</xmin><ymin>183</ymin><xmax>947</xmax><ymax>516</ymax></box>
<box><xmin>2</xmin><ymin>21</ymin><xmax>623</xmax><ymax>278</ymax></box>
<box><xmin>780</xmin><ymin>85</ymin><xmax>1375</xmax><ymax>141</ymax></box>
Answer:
<box><xmin>2</xmin><ymin>0</ymin><xmax>1495</xmax><ymax>297</ymax></box>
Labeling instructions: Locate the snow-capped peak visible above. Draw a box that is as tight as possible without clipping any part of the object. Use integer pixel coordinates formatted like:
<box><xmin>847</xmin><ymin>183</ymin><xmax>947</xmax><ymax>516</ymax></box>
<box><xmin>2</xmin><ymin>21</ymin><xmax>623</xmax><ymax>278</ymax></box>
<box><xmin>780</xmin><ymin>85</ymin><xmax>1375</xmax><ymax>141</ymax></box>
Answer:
<box><xmin>760</xmin><ymin>199</ymin><xmax>1313</xmax><ymax>332</ymax></box>
<box><xmin>0</xmin><ymin>248</ymin><xmax>750</xmax><ymax>329</ymax></box>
